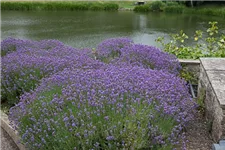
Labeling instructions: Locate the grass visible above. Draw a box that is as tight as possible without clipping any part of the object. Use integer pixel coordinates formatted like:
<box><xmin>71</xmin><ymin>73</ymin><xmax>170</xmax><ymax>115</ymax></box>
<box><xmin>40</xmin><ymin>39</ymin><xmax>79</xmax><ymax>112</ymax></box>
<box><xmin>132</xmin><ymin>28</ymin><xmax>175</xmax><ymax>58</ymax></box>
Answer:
<box><xmin>0</xmin><ymin>0</ymin><xmax>225</xmax><ymax>17</ymax></box>
<box><xmin>0</xmin><ymin>0</ymin><xmax>151</xmax><ymax>9</ymax></box>
<box><xmin>164</xmin><ymin>3</ymin><xmax>225</xmax><ymax>17</ymax></box>
<box><xmin>132</xmin><ymin>1</ymin><xmax>225</xmax><ymax>17</ymax></box>
<box><xmin>183</xmin><ymin>6</ymin><xmax>225</xmax><ymax>17</ymax></box>
<box><xmin>1</xmin><ymin>1</ymin><xmax>119</xmax><ymax>11</ymax></box>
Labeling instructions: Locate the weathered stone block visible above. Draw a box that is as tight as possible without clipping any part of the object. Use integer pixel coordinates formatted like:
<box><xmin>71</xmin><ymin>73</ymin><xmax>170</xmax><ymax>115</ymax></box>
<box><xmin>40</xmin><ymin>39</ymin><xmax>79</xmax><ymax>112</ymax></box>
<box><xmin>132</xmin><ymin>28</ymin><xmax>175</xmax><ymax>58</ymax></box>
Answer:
<box><xmin>200</xmin><ymin>58</ymin><xmax>225</xmax><ymax>71</ymax></box>
<box><xmin>198</xmin><ymin>58</ymin><xmax>225</xmax><ymax>142</ymax></box>
<box><xmin>212</xmin><ymin>140</ymin><xmax>225</xmax><ymax>150</ymax></box>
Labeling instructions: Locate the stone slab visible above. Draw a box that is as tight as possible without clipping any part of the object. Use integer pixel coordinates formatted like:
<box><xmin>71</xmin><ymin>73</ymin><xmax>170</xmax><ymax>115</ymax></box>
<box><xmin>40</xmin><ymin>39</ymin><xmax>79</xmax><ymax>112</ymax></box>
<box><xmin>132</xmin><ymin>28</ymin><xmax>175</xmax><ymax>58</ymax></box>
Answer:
<box><xmin>179</xmin><ymin>59</ymin><xmax>200</xmax><ymax>65</ymax></box>
<box><xmin>200</xmin><ymin>58</ymin><xmax>225</xmax><ymax>71</ymax></box>
<box><xmin>207</xmin><ymin>71</ymin><xmax>225</xmax><ymax>107</ymax></box>
<box><xmin>1</xmin><ymin>111</ymin><xmax>26</xmax><ymax>150</ymax></box>
<box><xmin>199</xmin><ymin>58</ymin><xmax>225</xmax><ymax>142</ymax></box>
<box><xmin>213</xmin><ymin>140</ymin><xmax>225</xmax><ymax>150</ymax></box>
<box><xmin>1</xmin><ymin>128</ymin><xmax>19</xmax><ymax>150</ymax></box>
<box><xmin>212</xmin><ymin>144</ymin><xmax>225</xmax><ymax>150</ymax></box>
<box><xmin>219</xmin><ymin>140</ymin><xmax>225</xmax><ymax>146</ymax></box>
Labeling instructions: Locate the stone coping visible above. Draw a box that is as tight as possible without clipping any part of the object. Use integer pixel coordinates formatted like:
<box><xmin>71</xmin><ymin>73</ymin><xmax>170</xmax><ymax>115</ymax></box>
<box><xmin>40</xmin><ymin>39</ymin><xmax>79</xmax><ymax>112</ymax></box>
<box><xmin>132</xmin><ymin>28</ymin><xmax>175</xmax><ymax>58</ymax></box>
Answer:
<box><xmin>200</xmin><ymin>58</ymin><xmax>225</xmax><ymax>71</ymax></box>
<box><xmin>213</xmin><ymin>140</ymin><xmax>225</xmax><ymax>150</ymax></box>
<box><xmin>200</xmin><ymin>58</ymin><xmax>225</xmax><ymax>107</ymax></box>
<box><xmin>1</xmin><ymin>110</ymin><xmax>26</xmax><ymax>150</ymax></box>
<box><xmin>179</xmin><ymin>59</ymin><xmax>200</xmax><ymax>65</ymax></box>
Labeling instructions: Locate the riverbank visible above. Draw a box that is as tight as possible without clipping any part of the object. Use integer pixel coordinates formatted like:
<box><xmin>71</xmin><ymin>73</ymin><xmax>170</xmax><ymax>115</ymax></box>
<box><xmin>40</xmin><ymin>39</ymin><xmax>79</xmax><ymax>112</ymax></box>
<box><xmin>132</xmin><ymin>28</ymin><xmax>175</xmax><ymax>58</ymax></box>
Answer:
<box><xmin>0</xmin><ymin>1</ymin><xmax>120</xmax><ymax>11</ymax></box>
<box><xmin>183</xmin><ymin>5</ymin><xmax>225</xmax><ymax>18</ymax></box>
<box><xmin>0</xmin><ymin>0</ymin><xmax>139</xmax><ymax>9</ymax></box>
<box><xmin>0</xmin><ymin>0</ymin><xmax>136</xmax><ymax>10</ymax></box>
<box><xmin>1</xmin><ymin>1</ymin><xmax>225</xmax><ymax>17</ymax></box>
<box><xmin>166</xmin><ymin>3</ymin><xmax>225</xmax><ymax>18</ymax></box>
<box><xmin>133</xmin><ymin>1</ymin><xmax>225</xmax><ymax>18</ymax></box>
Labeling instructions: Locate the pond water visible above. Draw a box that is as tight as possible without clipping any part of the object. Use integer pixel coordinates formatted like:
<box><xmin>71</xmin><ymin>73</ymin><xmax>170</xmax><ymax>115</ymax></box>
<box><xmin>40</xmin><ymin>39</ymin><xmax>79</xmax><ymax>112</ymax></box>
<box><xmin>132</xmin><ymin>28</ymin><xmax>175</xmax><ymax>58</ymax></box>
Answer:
<box><xmin>1</xmin><ymin>11</ymin><xmax>225</xmax><ymax>48</ymax></box>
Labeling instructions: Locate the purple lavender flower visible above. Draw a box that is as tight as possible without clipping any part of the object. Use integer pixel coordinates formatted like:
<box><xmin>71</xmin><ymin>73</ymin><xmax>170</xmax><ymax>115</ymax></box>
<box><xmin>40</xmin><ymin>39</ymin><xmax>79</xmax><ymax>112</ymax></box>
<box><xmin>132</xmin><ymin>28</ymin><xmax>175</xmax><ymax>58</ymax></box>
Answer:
<box><xmin>112</xmin><ymin>44</ymin><xmax>181</xmax><ymax>74</ymax></box>
<box><xmin>1</xmin><ymin>38</ymin><xmax>105</xmax><ymax>105</ymax></box>
<box><xmin>96</xmin><ymin>37</ymin><xmax>133</xmax><ymax>62</ymax></box>
<box><xmin>96</xmin><ymin>38</ymin><xmax>181</xmax><ymax>74</ymax></box>
<box><xmin>106</xmin><ymin>136</ymin><xmax>114</xmax><ymax>141</ymax></box>
<box><xmin>104</xmin><ymin>116</ymin><xmax>109</xmax><ymax>121</ymax></box>
<box><xmin>7</xmin><ymin>38</ymin><xmax>196</xmax><ymax>150</ymax></box>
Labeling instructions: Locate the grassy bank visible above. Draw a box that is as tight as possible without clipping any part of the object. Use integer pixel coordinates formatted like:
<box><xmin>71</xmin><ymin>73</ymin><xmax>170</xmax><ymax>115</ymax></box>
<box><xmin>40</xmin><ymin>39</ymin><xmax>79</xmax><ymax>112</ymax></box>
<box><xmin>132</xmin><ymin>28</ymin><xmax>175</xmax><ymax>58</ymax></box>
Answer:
<box><xmin>0</xmin><ymin>0</ymin><xmax>151</xmax><ymax>9</ymax></box>
<box><xmin>165</xmin><ymin>4</ymin><xmax>225</xmax><ymax>17</ymax></box>
<box><xmin>1</xmin><ymin>1</ymin><xmax>119</xmax><ymax>11</ymax></box>
<box><xmin>1</xmin><ymin>1</ymin><xmax>225</xmax><ymax>17</ymax></box>
<box><xmin>133</xmin><ymin>1</ymin><xmax>225</xmax><ymax>17</ymax></box>
<box><xmin>183</xmin><ymin>6</ymin><xmax>225</xmax><ymax>18</ymax></box>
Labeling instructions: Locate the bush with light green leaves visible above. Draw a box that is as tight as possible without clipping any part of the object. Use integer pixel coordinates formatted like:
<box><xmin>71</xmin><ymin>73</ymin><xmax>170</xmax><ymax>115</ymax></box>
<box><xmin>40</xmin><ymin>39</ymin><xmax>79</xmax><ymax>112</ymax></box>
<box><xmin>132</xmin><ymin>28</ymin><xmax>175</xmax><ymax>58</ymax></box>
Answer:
<box><xmin>156</xmin><ymin>21</ymin><xmax>225</xmax><ymax>59</ymax></box>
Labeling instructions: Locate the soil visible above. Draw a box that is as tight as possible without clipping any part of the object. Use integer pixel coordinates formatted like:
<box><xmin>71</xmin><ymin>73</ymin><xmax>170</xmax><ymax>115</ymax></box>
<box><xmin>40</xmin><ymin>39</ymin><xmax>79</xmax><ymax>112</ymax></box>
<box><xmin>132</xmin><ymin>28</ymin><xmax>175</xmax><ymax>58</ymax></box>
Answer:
<box><xmin>185</xmin><ymin>110</ymin><xmax>214</xmax><ymax>150</ymax></box>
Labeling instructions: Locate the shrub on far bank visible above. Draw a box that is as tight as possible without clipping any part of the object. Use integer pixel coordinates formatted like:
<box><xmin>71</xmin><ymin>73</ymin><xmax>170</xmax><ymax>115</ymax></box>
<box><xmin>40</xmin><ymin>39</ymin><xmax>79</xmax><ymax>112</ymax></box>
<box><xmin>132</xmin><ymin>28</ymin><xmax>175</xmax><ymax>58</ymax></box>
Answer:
<box><xmin>185</xmin><ymin>7</ymin><xmax>225</xmax><ymax>18</ymax></box>
<box><xmin>163</xmin><ymin>1</ymin><xmax>180</xmax><ymax>6</ymax></box>
<box><xmin>89</xmin><ymin>3</ymin><xmax>118</xmax><ymax>11</ymax></box>
<box><xmin>133</xmin><ymin>1</ymin><xmax>225</xmax><ymax>18</ymax></box>
<box><xmin>133</xmin><ymin>1</ymin><xmax>165</xmax><ymax>12</ymax></box>
<box><xmin>104</xmin><ymin>3</ymin><xmax>119</xmax><ymax>11</ymax></box>
<box><xmin>133</xmin><ymin>4</ymin><xmax>150</xmax><ymax>12</ymax></box>
<box><xmin>163</xmin><ymin>2</ymin><xmax>225</xmax><ymax>17</ymax></box>
<box><xmin>164</xmin><ymin>5</ymin><xmax>184</xmax><ymax>13</ymax></box>
<box><xmin>149</xmin><ymin>1</ymin><xmax>164</xmax><ymax>11</ymax></box>
<box><xmin>89</xmin><ymin>4</ymin><xmax>104</xmax><ymax>11</ymax></box>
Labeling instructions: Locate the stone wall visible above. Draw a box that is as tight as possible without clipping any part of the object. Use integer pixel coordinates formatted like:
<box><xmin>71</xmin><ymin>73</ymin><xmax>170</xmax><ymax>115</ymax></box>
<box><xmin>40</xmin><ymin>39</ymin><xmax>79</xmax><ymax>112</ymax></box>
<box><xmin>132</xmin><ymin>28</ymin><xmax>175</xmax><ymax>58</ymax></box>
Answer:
<box><xmin>1</xmin><ymin>111</ymin><xmax>26</xmax><ymax>150</ymax></box>
<box><xmin>198</xmin><ymin>58</ymin><xmax>225</xmax><ymax>142</ymax></box>
<box><xmin>179</xmin><ymin>59</ymin><xmax>200</xmax><ymax>73</ymax></box>
<box><xmin>179</xmin><ymin>59</ymin><xmax>200</xmax><ymax>83</ymax></box>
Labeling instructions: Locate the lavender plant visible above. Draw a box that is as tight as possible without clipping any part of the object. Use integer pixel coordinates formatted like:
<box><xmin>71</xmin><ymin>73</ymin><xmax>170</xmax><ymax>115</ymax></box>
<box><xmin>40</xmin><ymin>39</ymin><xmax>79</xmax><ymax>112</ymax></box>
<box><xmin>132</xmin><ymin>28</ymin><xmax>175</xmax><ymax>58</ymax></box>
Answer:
<box><xmin>10</xmin><ymin>66</ymin><xmax>196</xmax><ymax>150</ymax></box>
<box><xmin>96</xmin><ymin>37</ymin><xmax>133</xmax><ymax>63</ymax></box>
<box><xmin>96</xmin><ymin>38</ymin><xmax>181</xmax><ymax>75</ymax></box>
<box><xmin>1</xmin><ymin>38</ymin><xmax>104</xmax><ymax>105</ymax></box>
<box><xmin>112</xmin><ymin>44</ymin><xmax>181</xmax><ymax>75</ymax></box>
<box><xmin>1</xmin><ymin>37</ymin><xmax>65</xmax><ymax>56</ymax></box>
<box><xmin>1</xmin><ymin>37</ymin><xmax>32</xmax><ymax>56</ymax></box>
<box><xmin>3</xmin><ymin>37</ymin><xmax>196</xmax><ymax>149</ymax></box>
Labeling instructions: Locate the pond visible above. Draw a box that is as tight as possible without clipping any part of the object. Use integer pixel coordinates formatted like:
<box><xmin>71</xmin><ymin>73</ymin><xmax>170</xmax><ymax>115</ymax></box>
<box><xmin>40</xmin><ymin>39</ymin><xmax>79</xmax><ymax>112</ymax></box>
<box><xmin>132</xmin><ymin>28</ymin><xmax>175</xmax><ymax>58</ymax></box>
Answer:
<box><xmin>1</xmin><ymin>11</ymin><xmax>225</xmax><ymax>48</ymax></box>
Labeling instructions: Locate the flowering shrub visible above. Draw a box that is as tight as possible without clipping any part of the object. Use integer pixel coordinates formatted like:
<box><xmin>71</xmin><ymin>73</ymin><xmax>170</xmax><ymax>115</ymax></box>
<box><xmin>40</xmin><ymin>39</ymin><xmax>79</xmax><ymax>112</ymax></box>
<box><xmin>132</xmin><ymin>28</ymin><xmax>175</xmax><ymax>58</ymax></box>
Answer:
<box><xmin>1</xmin><ymin>37</ymin><xmax>32</xmax><ymax>56</ymax></box>
<box><xmin>112</xmin><ymin>44</ymin><xmax>181</xmax><ymax>74</ymax></box>
<box><xmin>1</xmin><ymin>37</ymin><xmax>65</xmax><ymax>56</ymax></box>
<box><xmin>1</xmin><ymin>38</ymin><xmax>104</xmax><ymax>105</ymax></box>
<box><xmin>10</xmin><ymin>66</ymin><xmax>196</xmax><ymax>150</ymax></box>
<box><xmin>96</xmin><ymin>37</ymin><xmax>133</xmax><ymax>63</ymax></box>
<box><xmin>96</xmin><ymin>38</ymin><xmax>181</xmax><ymax>74</ymax></box>
<box><xmin>3</xmin><ymin>37</ymin><xmax>196</xmax><ymax>149</ymax></box>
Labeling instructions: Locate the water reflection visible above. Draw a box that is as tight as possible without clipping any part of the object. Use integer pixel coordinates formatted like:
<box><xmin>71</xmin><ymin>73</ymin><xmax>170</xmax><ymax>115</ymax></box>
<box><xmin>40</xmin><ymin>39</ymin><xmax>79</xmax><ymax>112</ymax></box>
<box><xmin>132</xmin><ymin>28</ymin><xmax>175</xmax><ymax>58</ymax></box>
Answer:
<box><xmin>1</xmin><ymin>11</ymin><xmax>225</xmax><ymax>48</ymax></box>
